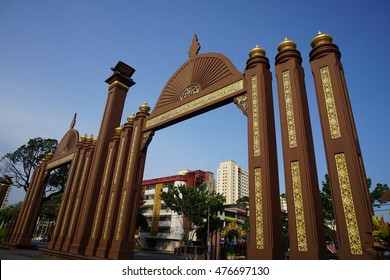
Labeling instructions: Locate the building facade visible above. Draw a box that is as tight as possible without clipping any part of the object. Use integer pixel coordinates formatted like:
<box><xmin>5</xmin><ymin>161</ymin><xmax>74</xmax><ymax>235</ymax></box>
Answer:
<box><xmin>138</xmin><ymin>169</ymin><xmax>214</xmax><ymax>252</ymax></box>
<box><xmin>216</xmin><ymin>160</ymin><xmax>249</xmax><ymax>205</ymax></box>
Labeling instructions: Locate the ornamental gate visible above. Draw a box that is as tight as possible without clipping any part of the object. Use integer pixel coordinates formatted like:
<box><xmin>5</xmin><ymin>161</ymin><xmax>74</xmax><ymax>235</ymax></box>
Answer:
<box><xmin>5</xmin><ymin>33</ymin><xmax>376</xmax><ymax>259</ymax></box>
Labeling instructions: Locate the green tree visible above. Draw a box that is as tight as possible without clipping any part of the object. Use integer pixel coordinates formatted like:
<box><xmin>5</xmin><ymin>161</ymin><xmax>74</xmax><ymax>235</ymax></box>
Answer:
<box><xmin>319</xmin><ymin>174</ymin><xmax>335</xmax><ymax>225</ymax></box>
<box><xmin>39</xmin><ymin>192</ymin><xmax>63</xmax><ymax>221</ymax></box>
<box><xmin>136</xmin><ymin>195</ymin><xmax>148</xmax><ymax>230</ymax></box>
<box><xmin>367</xmin><ymin>179</ymin><xmax>389</xmax><ymax>208</ymax></box>
<box><xmin>160</xmin><ymin>183</ymin><xmax>225</xmax><ymax>245</ymax></box>
<box><xmin>0</xmin><ymin>201</ymin><xmax>22</xmax><ymax>224</ymax></box>
<box><xmin>0</xmin><ymin>137</ymin><xmax>69</xmax><ymax>200</ymax></box>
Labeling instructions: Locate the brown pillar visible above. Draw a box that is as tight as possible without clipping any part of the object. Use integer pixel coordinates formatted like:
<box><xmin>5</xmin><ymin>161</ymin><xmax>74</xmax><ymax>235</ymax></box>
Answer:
<box><xmin>108</xmin><ymin>103</ymin><xmax>153</xmax><ymax>259</ymax></box>
<box><xmin>63</xmin><ymin>137</ymin><xmax>95</xmax><ymax>252</ymax></box>
<box><xmin>275</xmin><ymin>38</ymin><xmax>327</xmax><ymax>259</ymax></box>
<box><xmin>95</xmin><ymin>115</ymin><xmax>136</xmax><ymax>258</ymax></box>
<box><xmin>244</xmin><ymin>46</ymin><xmax>283</xmax><ymax>259</ymax></box>
<box><xmin>6</xmin><ymin>166</ymin><xmax>39</xmax><ymax>243</ymax></box>
<box><xmin>0</xmin><ymin>177</ymin><xmax>12</xmax><ymax>208</ymax></box>
<box><xmin>84</xmin><ymin>127</ymin><xmax>121</xmax><ymax>256</ymax></box>
<box><xmin>14</xmin><ymin>155</ymin><xmax>51</xmax><ymax>246</ymax></box>
<box><xmin>68</xmin><ymin>62</ymin><xmax>135</xmax><ymax>255</ymax></box>
<box><xmin>48</xmin><ymin>136</ymin><xmax>86</xmax><ymax>250</ymax></box>
<box><xmin>309</xmin><ymin>32</ymin><xmax>375</xmax><ymax>259</ymax></box>
<box><xmin>50</xmin><ymin>136</ymin><xmax>89</xmax><ymax>251</ymax></box>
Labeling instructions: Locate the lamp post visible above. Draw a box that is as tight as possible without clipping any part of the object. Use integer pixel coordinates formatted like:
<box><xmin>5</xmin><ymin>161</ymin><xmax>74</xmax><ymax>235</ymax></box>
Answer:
<box><xmin>207</xmin><ymin>204</ymin><xmax>210</xmax><ymax>260</ymax></box>
<box><xmin>203</xmin><ymin>203</ymin><xmax>211</xmax><ymax>260</ymax></box>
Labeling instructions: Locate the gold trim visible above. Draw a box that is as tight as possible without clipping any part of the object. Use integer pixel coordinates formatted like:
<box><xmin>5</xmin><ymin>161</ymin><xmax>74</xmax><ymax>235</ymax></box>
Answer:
<box><xmin>103</xmin><ymin>191</ymin><xmax>115</xmax><ymax>240</ymax></box>
<box><xmin>320</xmin><ymin>66</ymin><xmax>341</xmax><ymax>139</ymax></box>
<box><xmin>291</xmin><ymin>161</ymin><xmax>308</xmax><ymax>251</ymax></box>
<box><xmin>53</xmin><ymin>159</ymin><xmax>76</xmax><ymax>236</ymax></box>
<box><xmin>114</xmin><ymin>137</ymin><xmax>125</xmax><ymax>184</ymax></box>
<box><xmin>109</xmin><ymin>80</ymin><xmax>130</xmax><ymax>90</ymax></box>
<box><xmin>335</xmin><ymin>153</ymin><xmax>363</xmax><ymax>255</ymax></box>
<box><xmin>91</xmin><ymin>194</ymin><xmax>103</xmax><ymax>239</ymax></box>
<box><xmin>115</xmin><ymin>189</ymin><xmax>127</xmax><ymax>240</ymax></box>
<box><xmin>102</xmin><ymin>147</ymin><xmax>113</xmax><ymax>188</ymax></box>
<box><xmin>60</xmin><ymin>153</ymin><xmax>84</xmax><ymax>236</ymax></box>
<box><xmin>146</xmin><ymin>80</ymin><xmax>244</xmax><ymax>128</ymax></box>
<box><xmin>78</xmin><ymin>155</ymin><xmax>90</xmax><ymax>192</ymax></box>
<box><xmin>251</xmin><ymin>75</ymin><xmax>261</xmax><ymax>157</ymax></box>
<box><xmin>126</xmin><ymin>126</ymin><xmax>138</xmax><ymax>183</ymax></box>
<box><xmin>68</xmin><ymin>197</ymin><xmax>79</xmax><ymax>237</ymax></box>
<box><xmin>283</xmin><ymin>71</ymin><xmax>297</xmax><ymax>148</ymax></box>
<box><xmin>60</xmin><ymin>198</ymin><xmax>72</xmax><ymax>236</ymax></box>
<box><xmin>221</xmin><ymin>222</ymin><xmax>246</xmax><ymax>238</ymax></box>
<box><xmin>46</xmin><ymin>153</ymin><xmax>74</xmax><ymax>170</ymax></box>
<box><xmin>254</xmin><ymin>168</ymin><xmax>264</xmax><ymax>249</ymax></box>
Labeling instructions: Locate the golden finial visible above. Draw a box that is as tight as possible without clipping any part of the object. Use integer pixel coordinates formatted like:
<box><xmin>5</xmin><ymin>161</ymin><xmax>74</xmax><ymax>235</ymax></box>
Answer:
<box><xmin>127</xmin><ymin>113</ymin><xmax>136</xmax><ymax>123</ymax></box>
<box><xmin>139</xmin><ymin>102</ymin><xmax>151</xmax><ymax>113</ymax></box>
<box><xmin>311</xmin><ymin>31</ymin><xmax>333</xmax><ymax>48</ymax></box>
<box><xmin>80</xmin><ymin>133</ymin><xmax>87</xmax><ymax>141</ymax></box>
<box><xmin>93</xmin><ymin>137</ymin><xmax>98</xmax><ymax>143</ymax></box>
<box><xmin>86</xmin><ymin>134</ymin><xmax>93</xmax><ymax>142</ymax></box>
<box><xmin>277</xmin><ymin>37</ymin><xmax>297</xmax><ymax>52</ymax></box>
<box><xmin>115</xmin><ymin>126</ymin><xmax>123</xmax><ymax>134</ymax></box>
<box><xmin>249</xmin><ymin>45</ymin><xmax>266</xmax><ymax>58</ymax></box>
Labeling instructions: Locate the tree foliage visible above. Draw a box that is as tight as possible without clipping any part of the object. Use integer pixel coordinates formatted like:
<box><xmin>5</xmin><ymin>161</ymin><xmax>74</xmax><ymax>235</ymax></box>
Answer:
<box><xmin>0</xmin><ymin>137</ymin><xmax>69</xmax><ymax>200</ymax></box>
<box><xmin>0</xmin><ymin>201</ymin><xmax>22</xmax><ymax>224</ymax></box>
<box><xmin>368</xmin><ymin>179</ymin><xmax>389</xmax><ymax>208</ymax></box>
<box><xmin>160</xmin><ymin>183</ymin><xmax>225</xmax><ymax>244</ymax></box>
<box><xmin>1</xmin><ymin>137</ymin><xmax>57</xmax><ymax>192</ymax></box>
<box><xmin>319</xmin><ymin>174</ymin><xmax>335</xmax><ymax>224</ymax></box>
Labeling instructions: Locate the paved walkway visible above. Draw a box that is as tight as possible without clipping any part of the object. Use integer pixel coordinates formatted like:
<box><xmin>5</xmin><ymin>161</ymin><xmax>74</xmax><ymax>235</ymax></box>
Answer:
<box><xmin>0</xmin><ymin>246</ymin><xmax>55</xmax><ymax>260</ymax></box>
<box><xmin>0</xmin><ymin>244</ymin><xmax>181</xmax><ymax>260</ymax></box>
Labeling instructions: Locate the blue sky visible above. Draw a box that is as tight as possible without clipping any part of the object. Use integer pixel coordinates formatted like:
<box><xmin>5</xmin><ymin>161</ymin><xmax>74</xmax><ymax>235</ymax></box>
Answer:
<box><xmin>1</xmin><ymin>0</ymin><xmax>389</xmax><ymax>219</ymax></box>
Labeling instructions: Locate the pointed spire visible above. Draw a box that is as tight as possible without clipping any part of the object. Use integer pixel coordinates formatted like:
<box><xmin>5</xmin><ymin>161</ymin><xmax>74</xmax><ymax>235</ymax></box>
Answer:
<box><xmin>188</xmin><ymin>34</ymin><xmax>201</xmax><ymax>58</ymax></box>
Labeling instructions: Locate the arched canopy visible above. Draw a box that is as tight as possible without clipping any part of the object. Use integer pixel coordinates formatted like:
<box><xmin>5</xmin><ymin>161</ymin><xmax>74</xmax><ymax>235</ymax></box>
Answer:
<box><xmin>46</xmin><ymin>114</ymin><xmax>79</xmax><ymax>171</ymax></box>
<box><xmin>145</xmin><ymin>36</ymin><xmax>245</xmax><ymax>132</ymax></box>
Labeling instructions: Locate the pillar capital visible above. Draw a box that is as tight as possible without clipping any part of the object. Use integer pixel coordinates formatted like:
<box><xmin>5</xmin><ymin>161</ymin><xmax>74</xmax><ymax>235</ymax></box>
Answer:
<box><xmin>246</xmin><ymin>45</ymin><xmax>270</xmax><ymax>70</ymax></box>
<box><xmin>105</xmin><ymin>61</ymin><xmax>136</xmax><ymax>90</ymax></box>
<box><xmin>136</xmin><ymin>102</ymin><xmax>151</xmax><ymax>118</ymax></box>
<box><xmin>275</xmin><ymin>38</ymin><xmax>302</xmax><ymax>65</ymax></box>
<box><xmin>309</xmin><ymin>32</ymin><xmax>341</xmax><ymax>61</ymax></box>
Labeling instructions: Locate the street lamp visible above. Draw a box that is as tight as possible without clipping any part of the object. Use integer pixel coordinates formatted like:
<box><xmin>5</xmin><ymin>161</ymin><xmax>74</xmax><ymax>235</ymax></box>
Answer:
<box><xmin>204</xmin><ymin>204</ymin><xmax>210</xmax><ymax>260</ymax></box>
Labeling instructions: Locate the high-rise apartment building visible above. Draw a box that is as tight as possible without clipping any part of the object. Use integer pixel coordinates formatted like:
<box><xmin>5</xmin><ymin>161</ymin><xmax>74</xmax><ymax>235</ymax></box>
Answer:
<box><xmin>138</xmin><ymin>169</ymin><xmax>214</xmax><ymax>251</ymax></box>
<box><xmin>216</xmin><ymin>160</ymin><xmax>249</xmax><ymax>205</ymax></box>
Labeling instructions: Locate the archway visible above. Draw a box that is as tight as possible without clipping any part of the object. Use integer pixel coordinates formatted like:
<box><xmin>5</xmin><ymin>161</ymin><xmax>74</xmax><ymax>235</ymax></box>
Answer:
<box><xmin>7</xmin><ymin>33</ymin><xmax>376</xmax><ymax>260</ymax></box>
<box><xmin>4</xmin><ymin>115</ymin><xmax>79</xmax><ymax>247</ymax></box>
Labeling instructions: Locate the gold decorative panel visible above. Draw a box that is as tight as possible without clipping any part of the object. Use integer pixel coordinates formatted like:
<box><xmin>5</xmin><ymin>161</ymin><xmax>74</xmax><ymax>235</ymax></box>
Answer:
<box><xmin>146</xmin><ymin>80</ymin><xmax>243</xmax><ymax>128</ymax></box>
<box><xmin>78</xmin><ymin>155</ymin><xmax>90</xmax><ymax>192</ymax></box>
<box><xmin>103</xmin><ymin>191</ymin><xmax>115</xmax><ymax>240</ymax></box>
<box><xmin>291</xmin><ymin>161</ymin><xmax>308</xmax><ymax>251</ymax></box>
<box><xmin>126</xmin><ymin>126</ymin><xmax>138</xmax><ymax>183</ymax></box>
<box><xmin>91</xmin><ymin>194</ymin><xmax>103</xmax><ymax>239</ymax></box>
<box><xmin>180</xmin><ymin>83</ymin><xmax>201</xmax><ymax>100</ymax></box>
<box><xmin>68</xmin><ymin>197</ymin><xmax>79</xmax><ymax>237</ymax></box>
<box><xmin>254</xmin><ymin>168</ymin><xmax>264</xmax><ymax>249</ymax></box>
<box><xmin>221</xmin><ymin>222</ymin><xmax>246</xmax><ymax>238</ymax></box>
<box><xmin>60</xmin><ymin>199</ymin><xmax>72</xmax><ymax>236</ymax></box>
<box><xmin>335</xmin><ymin>153</ymin><xmax>363</xmax><ymax>255</ymax></box>
<box><xmin>114</xmin><ymin>137</ymin><xmax>125</xmax><ymax>184</ymax></box>
<box><xmin>46</xmin><ymin>153</ymin><xmax>74</xmax><ymax>170</ymax></box>
<box><xmin>115</xmin><ymin>189</ymin><xmax>127</xmax><ymax>240</ymax></box>
<box><xmin>102</xmin><ymin>147</ymin><xmax>113</xmax><ymax>188</ymax></box>
<box><xmin>251</xmin><ymin>75</ymin><xmax>261</xmax><ymax>157</ymax></box>
<box><xmin>320</xmin><ymin>66</ymin><xmax>341</xmax><ymax>139</ymax></box>
<box><xmin>282</xmin><ymin>71</ymin><xmax>297</xmax><ymax>148</ymax></box>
